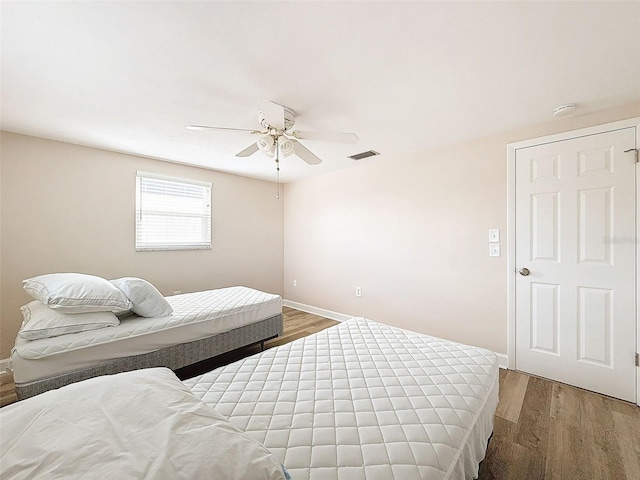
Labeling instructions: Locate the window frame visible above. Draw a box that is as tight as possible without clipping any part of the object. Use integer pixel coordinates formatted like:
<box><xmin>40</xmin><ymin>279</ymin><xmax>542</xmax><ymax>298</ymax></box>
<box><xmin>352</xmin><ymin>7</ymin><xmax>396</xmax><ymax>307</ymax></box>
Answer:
<box><xmin>135</xmin><ymin>171</ymin><xmax>212</xmax><ymax>252</ymax></box>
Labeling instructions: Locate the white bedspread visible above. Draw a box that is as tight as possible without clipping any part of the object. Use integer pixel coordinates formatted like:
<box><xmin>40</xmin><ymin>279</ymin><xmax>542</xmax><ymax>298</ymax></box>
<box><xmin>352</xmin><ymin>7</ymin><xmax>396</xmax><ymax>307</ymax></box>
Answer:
<box><xmin>0</xmin><ymin>368</ymin><xmax>286</xmax><ymax>480</ymax></box>
<box><xmin>184</xmin><ymin>317</ymin><xmax>499</xmax><ymax>480</ymax></box>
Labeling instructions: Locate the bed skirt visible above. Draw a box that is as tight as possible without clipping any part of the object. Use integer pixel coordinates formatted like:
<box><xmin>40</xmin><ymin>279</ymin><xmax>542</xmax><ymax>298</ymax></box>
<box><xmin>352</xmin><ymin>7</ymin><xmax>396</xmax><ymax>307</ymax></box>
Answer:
<box><xmin>14</xmin><ymin>314</ymin><xmax>283</xmax><ymax>400</ymax></box>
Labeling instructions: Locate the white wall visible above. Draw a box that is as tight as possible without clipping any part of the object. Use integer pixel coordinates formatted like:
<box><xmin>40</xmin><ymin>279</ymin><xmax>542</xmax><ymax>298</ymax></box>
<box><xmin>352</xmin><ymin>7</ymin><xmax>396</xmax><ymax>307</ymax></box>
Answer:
<box><xmin>0</xmin><ymin>132</ymin><xmax>284</xmax><ymax>358</ymax></box>
<box><xmin>284</xmin><ymin>103</ymin><xmax>640</xmax><ymax>355</ymax></box>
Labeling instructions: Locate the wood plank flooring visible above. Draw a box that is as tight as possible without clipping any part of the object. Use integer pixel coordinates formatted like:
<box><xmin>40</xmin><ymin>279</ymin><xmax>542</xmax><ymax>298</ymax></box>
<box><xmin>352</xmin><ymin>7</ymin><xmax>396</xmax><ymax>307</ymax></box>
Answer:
<box><xmin>479</xmin><ymin>367</ymin><xmax>640</xmax><ymax>480</ymax></box>
<box><xmin>1</xmin><ymin>306</ymin><xmax>639</xmax><ymax>479</ymax></box>
<box><xmin>0</xmin><ymin>370</ymin><xmax>17</xmax><ymax>407</ymax></box>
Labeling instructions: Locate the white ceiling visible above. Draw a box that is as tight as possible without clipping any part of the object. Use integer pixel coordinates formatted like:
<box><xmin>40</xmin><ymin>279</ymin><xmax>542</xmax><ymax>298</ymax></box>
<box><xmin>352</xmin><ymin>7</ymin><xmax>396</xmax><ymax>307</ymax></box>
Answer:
<box><xmin>2</xmin><ymin>1</ymin><xmax>639</xmax><ymax>183</ymax></box>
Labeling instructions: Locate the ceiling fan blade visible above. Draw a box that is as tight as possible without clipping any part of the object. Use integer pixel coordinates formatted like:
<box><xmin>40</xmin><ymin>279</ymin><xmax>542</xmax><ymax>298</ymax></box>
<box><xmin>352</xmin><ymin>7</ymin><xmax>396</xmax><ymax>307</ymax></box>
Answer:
<box><xmin>236</xmin><ymin>142</ymin><xmax>259</xmax><ymax>157</ymax></box>
<box><xmin>290</xmin><ymin>130</ymin><xmax>359</xmax><ymax>144</ymax></box>
<box><xmin>258</xmin><ymin>100</ymin><xmax>285</xmax><ymax>130</ymax></box>
<box><xmin>293</xmin><ymin>140</ymin><xmax>322</xmax><ymax>165</ymax></box>
<box><xmin>186</xmin><ymin>125</ymin><xmax>258</xmax><ymax>133</ymax></box>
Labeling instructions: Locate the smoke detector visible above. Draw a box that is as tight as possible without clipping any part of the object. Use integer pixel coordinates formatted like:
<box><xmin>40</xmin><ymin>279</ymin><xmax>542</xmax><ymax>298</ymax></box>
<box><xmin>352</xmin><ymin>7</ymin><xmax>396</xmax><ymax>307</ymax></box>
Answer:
<box><xmin>553</xmin><ymin>104</ymin><xmax>578</xmax><ymax>117</ymax></box>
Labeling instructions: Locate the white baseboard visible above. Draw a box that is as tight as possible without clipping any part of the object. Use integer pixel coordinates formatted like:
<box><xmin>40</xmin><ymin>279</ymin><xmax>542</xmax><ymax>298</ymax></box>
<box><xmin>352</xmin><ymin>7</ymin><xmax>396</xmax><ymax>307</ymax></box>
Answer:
<box><xmin>495</xmin><ymin>353</ymin><xmax>508</xmax><ymax>370</ymax></box>
<box><xmin>0</xmin><ymin>358</ymin><xmax>12</xmax><ymax>373</ymax></box>
<box><xmin>283</xmin><ymin>300</ymin><xmax>511</xmax><ymax>368</ymax></box>
<box><xmin>283</xmin><ymin>300</ymin><xmax>353</xmax><ymax>323</ymax></box>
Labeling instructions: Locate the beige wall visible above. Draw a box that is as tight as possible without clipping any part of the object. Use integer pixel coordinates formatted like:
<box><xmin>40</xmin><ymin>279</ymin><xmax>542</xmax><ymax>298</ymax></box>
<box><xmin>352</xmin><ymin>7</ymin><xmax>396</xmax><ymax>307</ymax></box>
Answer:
<box><xmin>3</xmin><ymin>104</ymin><xmax>639</xmax><ymax>359</ymax></box>
<box><xmin>0</xmin><ymin>132</ymin><xmax>284</xmax><ymax>358</ymax></box>
<box><xmin>284</xmin><ymin>103</ymin><xmax>640</xmax><ymax>355</ymax></box>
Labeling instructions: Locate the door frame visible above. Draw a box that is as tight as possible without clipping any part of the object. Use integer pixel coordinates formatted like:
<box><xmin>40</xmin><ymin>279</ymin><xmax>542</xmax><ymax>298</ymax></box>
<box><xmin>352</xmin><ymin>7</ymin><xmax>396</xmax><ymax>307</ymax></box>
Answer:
<box><xmin>506</xmin><ymin>117</ymin><xmax>640</xmax><ymax>405</ymax></box>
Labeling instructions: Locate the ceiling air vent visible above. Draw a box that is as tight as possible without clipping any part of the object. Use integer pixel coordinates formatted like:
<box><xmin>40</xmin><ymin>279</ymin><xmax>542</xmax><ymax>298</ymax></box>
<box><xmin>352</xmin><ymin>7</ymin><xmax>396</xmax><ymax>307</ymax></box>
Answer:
<box><xmin>348</xmin><ymin>150</ymin><xmax>380</xmax><ymax>160</ymax></box>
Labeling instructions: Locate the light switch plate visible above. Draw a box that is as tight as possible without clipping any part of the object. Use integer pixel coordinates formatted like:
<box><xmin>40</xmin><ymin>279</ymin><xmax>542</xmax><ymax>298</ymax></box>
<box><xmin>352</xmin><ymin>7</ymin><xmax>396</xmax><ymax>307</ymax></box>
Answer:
<box><xmin>489</xmin><ymin>229</ymin><xmax>500</xmax><ymax>242</ymax></box>
<box><xmin>489</xmin><ymin>243</ymin><xmax>501</xmax><ymax>257</ymax></box>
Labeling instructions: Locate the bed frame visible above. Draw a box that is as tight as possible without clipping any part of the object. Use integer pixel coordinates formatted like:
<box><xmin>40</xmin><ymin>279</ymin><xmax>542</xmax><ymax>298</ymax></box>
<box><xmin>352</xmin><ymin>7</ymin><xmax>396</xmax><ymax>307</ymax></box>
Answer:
<box><xmin>14</xmin><ymin>313</ymin><xmax>283</xmax><ymax>400</ymax></box>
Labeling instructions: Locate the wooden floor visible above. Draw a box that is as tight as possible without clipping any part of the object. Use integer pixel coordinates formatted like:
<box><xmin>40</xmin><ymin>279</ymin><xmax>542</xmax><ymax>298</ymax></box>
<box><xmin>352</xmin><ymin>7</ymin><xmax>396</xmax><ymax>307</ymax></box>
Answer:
<box><xmin>478</xmin><ymin>368</ymin><xmax>640</xmax><ymax>480</ymax></box>
<box><xmin>0</xmin><ymin>370</ymin><xmax>17</xmax><ymax>407</ymax></box>
<box><xmin>2</xmin><ymin>307</ymin><xmax>639</xmax><ymax>479</ymax></box>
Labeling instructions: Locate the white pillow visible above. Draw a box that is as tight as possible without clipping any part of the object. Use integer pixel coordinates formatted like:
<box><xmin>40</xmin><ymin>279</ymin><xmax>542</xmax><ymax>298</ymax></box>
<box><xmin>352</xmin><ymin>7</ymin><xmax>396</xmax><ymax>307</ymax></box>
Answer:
<box><xmin>23</xmin><ymin>273</ymin><xmax>132</xmax><ymax>314</ymax></box>
<box><xmin>19</xmin><ymin>301</ymin><xmax>120</xmax><ymax>340</ymax></box>
<box><xmin>110</xmin><ymin>277</ymin><xmax>173</xmax><ymax>317</ymax></box>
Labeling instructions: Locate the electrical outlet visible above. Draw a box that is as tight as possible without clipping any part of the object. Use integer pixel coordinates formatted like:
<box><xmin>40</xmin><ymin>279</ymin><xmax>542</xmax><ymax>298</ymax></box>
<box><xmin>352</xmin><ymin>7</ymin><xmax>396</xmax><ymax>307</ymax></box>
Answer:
<box><xmin>355</xmin><ymin>287</ymin><xmax>362</xmax><ymax>297</ymax></box>
<box><xmin>293</xmin><ymin>280</ymin><xmax>297</xmax><ymax>287</ymax></box>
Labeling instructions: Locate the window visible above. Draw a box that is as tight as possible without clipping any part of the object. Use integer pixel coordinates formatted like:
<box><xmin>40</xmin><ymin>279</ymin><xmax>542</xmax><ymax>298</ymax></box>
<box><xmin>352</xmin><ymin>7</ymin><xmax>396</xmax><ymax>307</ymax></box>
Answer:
<box><xmin>135</xmin><ymin>172</ymin><xmax>211</xmax><ymax>251</ymax></box>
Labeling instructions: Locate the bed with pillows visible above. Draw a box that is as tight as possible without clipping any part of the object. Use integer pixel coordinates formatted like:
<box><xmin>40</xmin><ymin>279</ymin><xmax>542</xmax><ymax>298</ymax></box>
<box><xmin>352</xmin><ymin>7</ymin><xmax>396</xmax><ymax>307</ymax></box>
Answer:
<box><xmin>1</xmin><ymin>318</ymin><xmax>498</xmax><ymax>480</ymax></box>
<box><xmin>10</xmin><ymin>273</ymin><xmax>283</xmax><ymax>399</ymax></box>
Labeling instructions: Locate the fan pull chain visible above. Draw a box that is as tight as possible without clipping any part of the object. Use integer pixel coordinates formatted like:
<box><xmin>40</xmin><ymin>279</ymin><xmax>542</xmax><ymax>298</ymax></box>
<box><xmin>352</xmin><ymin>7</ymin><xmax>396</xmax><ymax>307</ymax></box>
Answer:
<box><xmin>276</xmin><ymin>159</ymin><xmax>280</xmax><ymax>199</ymax></box>
<box><xmin>275</xmin><ymin>135</ymin><xmax>280</xmax><ymax>199</ymax></box>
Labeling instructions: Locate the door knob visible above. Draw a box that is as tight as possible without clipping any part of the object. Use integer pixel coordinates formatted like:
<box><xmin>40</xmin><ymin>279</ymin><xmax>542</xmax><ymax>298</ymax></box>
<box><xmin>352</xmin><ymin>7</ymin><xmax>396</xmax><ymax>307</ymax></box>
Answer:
<box><xmin>519</xmin><ymin>267</ymin><xmax>530</xmax><ymax>276</ymax></box>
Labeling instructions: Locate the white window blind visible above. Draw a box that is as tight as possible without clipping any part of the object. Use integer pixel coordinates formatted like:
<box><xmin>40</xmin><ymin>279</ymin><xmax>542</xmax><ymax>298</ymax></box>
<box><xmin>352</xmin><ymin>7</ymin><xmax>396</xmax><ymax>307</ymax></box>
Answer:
<box><xmin>136</xmin><ymin>172</ymin><xmax>211</xmax><ymax>251</ymax></box>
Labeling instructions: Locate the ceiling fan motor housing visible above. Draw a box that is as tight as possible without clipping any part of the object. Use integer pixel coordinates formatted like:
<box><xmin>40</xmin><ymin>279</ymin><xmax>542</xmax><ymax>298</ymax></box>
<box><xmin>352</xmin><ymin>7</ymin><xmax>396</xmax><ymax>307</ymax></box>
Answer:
<box><xmin>259</xmin><ymin>105</ymin><xmax>295</xmax><ymax>131</ymax></box>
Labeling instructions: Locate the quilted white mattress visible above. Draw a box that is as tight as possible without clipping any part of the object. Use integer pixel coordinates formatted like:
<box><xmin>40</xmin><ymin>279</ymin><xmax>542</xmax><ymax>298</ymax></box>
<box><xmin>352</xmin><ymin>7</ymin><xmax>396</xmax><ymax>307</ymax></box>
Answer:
<box><xmin>184</xmin><ymin>317</ymin><xmax>499</xmax><ymax>480</ymax></box>
<box><xmin>12</xmin><ymin>286</ymin><xmax>281</xmax><ymax>383</ymax></box>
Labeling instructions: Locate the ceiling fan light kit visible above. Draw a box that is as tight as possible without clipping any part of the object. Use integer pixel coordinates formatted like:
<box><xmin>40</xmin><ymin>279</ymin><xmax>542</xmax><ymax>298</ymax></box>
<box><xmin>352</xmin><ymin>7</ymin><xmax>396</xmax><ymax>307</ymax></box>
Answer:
<box><xmin>279</xmin><ymin>138</ymin><xmax>295</xmax><ymax>158</ymax></box>
<box><xmin>256</xmin><ymin>134</ymin><xmax>274</xmax><ymax>153</ymax></box>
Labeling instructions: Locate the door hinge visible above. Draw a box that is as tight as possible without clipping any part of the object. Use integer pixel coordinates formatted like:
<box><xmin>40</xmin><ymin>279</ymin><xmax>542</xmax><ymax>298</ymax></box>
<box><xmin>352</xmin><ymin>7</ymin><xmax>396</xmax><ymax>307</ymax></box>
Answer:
<box><xmin>625</xmin><ymin>148</ymin><xmax>639</xmax><ymax>163</ymax></box>
<box><xmin>636</xmin><ymin>353</ymin><xmax>639</xmax><ymax>367</ymax></box>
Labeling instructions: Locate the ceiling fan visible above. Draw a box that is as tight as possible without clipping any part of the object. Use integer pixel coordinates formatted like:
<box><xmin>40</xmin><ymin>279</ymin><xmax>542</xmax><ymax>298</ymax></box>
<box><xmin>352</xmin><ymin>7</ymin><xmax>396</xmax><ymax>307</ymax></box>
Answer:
<box><xmin>186</xmin><ymin>100</ymin><xmax>359</xmax><ymax>166</ymax></box>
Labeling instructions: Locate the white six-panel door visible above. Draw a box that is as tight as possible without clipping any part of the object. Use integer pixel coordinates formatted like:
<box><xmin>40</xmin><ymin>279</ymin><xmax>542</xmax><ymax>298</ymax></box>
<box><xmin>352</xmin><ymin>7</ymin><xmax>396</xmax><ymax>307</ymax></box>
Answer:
<box><xmin>515</xmin><ymin>127</ymin><xmax>636</xmax><ymax>402</ymax></box>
